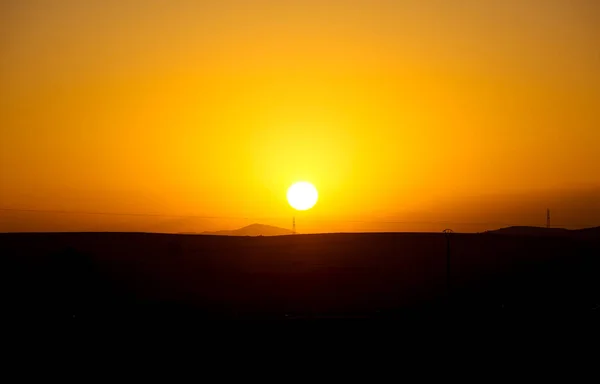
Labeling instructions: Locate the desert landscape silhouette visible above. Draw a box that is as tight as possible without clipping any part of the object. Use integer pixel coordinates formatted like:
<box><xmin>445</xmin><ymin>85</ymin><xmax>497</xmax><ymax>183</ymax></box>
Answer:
<box><xmin>2</xmin><ymin>224</ymin><xmax>600</xmax><ymax>319</ymax></box>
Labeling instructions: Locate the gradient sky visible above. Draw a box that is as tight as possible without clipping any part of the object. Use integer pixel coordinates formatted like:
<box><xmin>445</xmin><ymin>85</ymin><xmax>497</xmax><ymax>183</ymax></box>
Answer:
<box><xmin>1</xmin><ymin>0</ymin><xmax>599</xmax><ymax>233</ymax></box>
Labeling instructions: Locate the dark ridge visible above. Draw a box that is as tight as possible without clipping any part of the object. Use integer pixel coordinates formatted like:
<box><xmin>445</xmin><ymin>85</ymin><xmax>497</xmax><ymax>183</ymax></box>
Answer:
<box><xmin>486</xmin><ymin>226</ymin><xmax>600</xmax><ymax>239</ymax></box>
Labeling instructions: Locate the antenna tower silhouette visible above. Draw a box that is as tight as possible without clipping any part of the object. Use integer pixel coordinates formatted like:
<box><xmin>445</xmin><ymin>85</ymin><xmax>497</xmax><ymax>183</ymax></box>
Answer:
<box><xmin>443</xmin><ymin>228</ymin><xmax>454</xmax><ymax>304</ymax></box>
<box><xmin>293</xmin><ymin>216</ymin><xmax>296</xmax><ymax>234</ymax></box>
<box><xmin>546</xmin><ymin>209</ymin><xmax>551</xmax><ymax>229</ymax></box>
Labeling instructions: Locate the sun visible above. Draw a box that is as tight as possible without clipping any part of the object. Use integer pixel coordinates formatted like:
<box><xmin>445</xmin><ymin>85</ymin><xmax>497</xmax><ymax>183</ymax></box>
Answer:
<box><xmin>287</xmin><ymin>182</ymin><xmax>318</xmax><ymax>211</ymax></box>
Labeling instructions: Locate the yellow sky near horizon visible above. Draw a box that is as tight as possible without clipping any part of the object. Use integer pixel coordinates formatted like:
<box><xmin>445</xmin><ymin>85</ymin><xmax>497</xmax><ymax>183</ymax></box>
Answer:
<box><xmin>1</xmin><ymin>0</ymin><xmax>599</xmax><ymax>232</ymax></box>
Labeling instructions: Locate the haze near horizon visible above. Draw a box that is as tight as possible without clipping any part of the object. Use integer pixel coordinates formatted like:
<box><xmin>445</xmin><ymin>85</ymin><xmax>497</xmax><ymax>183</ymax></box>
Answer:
<box><xmin>1</xmin><ymin>0</ymin><xmax>599</xmax><ymax>233</ymax></box>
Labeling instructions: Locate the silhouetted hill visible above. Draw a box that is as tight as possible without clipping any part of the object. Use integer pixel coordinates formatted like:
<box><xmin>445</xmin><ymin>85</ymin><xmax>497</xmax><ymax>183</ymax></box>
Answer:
<box><xmin>573</xmin><ymin>226</ymin><xmax>600</xmax><ymax>240</ymax></box>
<box><xmin>486</xmin><ymin>226</ymin><xmax>570</xmax><ymax>236</ymax></box>
<box><xmin>487</xmin><ymin>226</ymin><xmax>600</xmax><ymax>239</ymax></box>
<box><xmin>202</xmin><ymin>223</ymin><xmax>294</xmax><ymax>236</ymax></box>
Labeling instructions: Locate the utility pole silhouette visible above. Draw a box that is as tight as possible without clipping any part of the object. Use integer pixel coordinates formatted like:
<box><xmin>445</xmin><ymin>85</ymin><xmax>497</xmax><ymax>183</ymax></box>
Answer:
<box><xmin>443</xmin><ymin>229</ymin><xmax>454</xmax><ymax>307</ymax></box>
<box><xmin>293</xmin><ymin>216</ymin><xmax>296</xmax><ymax>234</ymax></box>
<box><xmin>546</xmin><ymin>209</ymin><xmax>551</xmax><ymax>229</ymax></box>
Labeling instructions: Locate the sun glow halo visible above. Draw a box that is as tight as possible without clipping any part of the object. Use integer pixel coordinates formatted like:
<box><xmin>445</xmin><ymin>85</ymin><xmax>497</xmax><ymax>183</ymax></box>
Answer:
<box><xmin>287</xmin><ymin>182</ymin><xmax>318</xmax><ymax>211</ymax></box>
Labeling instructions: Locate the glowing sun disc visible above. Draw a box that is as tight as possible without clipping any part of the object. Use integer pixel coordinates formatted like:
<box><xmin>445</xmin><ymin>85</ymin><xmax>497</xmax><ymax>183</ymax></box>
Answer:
<box><xmin>287</xmin><ymin>182</ymin><xmax>318</xmax><ymax>211</ymax></box>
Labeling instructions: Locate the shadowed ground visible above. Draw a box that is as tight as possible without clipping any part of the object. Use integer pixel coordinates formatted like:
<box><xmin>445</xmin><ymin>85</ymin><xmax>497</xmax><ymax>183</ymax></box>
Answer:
<box><xmin>1</xmin><ymin>232</ymin><xmax>599</xmax><ymax>319</ymax></box>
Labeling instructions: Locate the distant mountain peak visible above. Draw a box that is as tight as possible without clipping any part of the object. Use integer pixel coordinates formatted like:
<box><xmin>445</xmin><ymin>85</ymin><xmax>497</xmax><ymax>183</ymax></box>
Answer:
<box><xmin>202</xmin><ymin>223</ymin><xmax>294</xmax><ymax>237</ymax></box>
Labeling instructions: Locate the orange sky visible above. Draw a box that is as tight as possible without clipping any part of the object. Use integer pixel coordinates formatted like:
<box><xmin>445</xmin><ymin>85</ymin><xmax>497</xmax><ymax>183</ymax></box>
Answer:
<box><xmin>1</xmin><ymin>0</ymin><xmax>599</xmax><ymax>233</ymax></box>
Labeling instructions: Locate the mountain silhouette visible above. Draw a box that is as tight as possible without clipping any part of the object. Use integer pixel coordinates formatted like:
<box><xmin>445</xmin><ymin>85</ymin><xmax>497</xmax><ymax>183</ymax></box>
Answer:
<box><xmin>202</xmin><ymin>223</ymin><xmax>294</xmax><ymax>237</ymax></box>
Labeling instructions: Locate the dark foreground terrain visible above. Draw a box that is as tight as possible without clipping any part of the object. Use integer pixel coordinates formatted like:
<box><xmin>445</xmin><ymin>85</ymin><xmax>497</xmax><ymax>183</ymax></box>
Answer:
<box><xmin>1</xmin><ymin>230</ymin><xmax>599</xmax><ymax>319</ymax></box>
